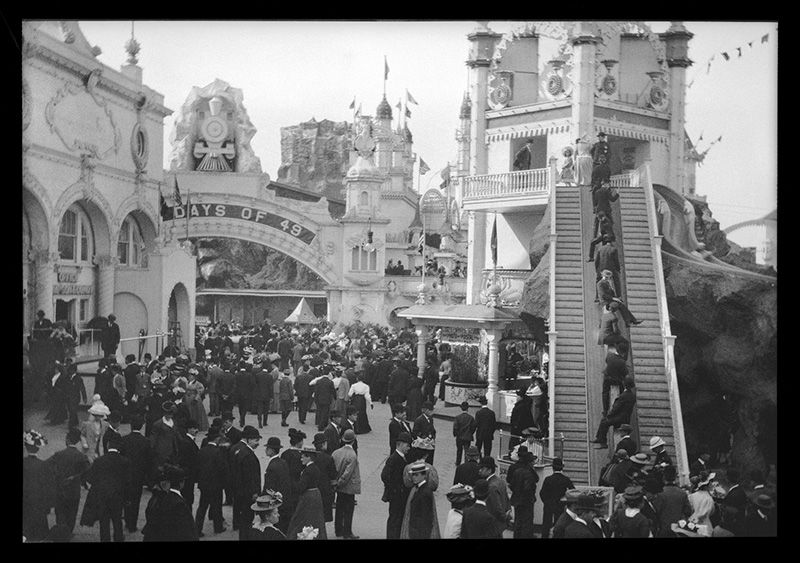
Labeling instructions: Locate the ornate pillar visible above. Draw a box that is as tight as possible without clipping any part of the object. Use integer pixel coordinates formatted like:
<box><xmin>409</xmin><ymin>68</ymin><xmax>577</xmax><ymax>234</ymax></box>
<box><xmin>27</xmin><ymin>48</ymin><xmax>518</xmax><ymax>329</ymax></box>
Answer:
<box><xmin>570</xmin><ymin>23</ymin><xmax>601</xmax><ymax>142</ymax></box>
<box><xmin>467</xmin><ymin>22</ymin><xmax>501</xmax><ymax>176</ymax></box>
<box><xmin>466</xmin><ymin>210</ymin><xmax>487</xmax><ymax>305</ymax></box>
<box><xmin>95</xmin><ymin>254</ymin><xmax>118</xmax><ymax>317</ymax></box>
<box><xmin>660</xmin><ymin>22</ymin><xmax>694</xmax><ymax>195</ymax></box>
<box><xmin>415</xmin><ymin>325</ymin><xmax>428</xmax><ymax>378</ymax></box>
<box><xmin>31</xmin><ymin>248</ymin><xmax>57</xmax><ymax>319</ymax></box>
<box><xmin>485</xmin><ymin>328</ymin><xmax>502</xmax><ymax>414</ymax></box>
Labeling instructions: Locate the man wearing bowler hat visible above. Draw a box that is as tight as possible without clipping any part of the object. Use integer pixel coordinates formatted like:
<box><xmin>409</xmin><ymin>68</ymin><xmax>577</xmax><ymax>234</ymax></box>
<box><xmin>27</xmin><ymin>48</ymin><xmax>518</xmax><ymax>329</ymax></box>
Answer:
<box><xmin>453</xmin><ymin>445</ymin><xmax>481</xmax><ymax>488</ymax></box>
<box><xmin>194</xmin><ymin>429</ymin><xmax>230</xmax><ymax>536</ymax></box>
<box><xmin>262</xmin><ymin>436</ymin><xmax>293</xmax><ymax>534</ymax></box>
<box><xmin>474</xmin><ymin>395</ymin><xmax>497</xmax><ymax>458</ymax></box>
<box><xmin>744</xmin><ymin>493</ymin><xmax>776</xmax><ymax>536</ymax></box>
<box><xmin>539</xmin><ymin>457</ymin><xmax>575</xmax><ymax>538</ymax></box>
<box><xmin>478</xmin><ymin>456</ymin><xmax>510</xmax><ymax>537</ymax></box>
<box><xmin>563</xmin><ymin>494</ymin><xmax>605</xmax><ymax>538</ymax></box>
<box><xmin>413</xmin><ymin>401</ymin><xmax>437</xmax><ymax>464</ymax></box>
<box><xmin>101</xmin><ymin>313</ymin><xmax>121</xmax><ymax>360</ymax></box>
<box><xmin>142</xmin><ymin>464</ymin><xmax>199</xmax><ymax>541</ymax></box>
<box><xmin>590</xmin><ymin>131</ymin><xmax>611</xmax><ymax>188</ymax></box>
<box><xmin>513</xmin><ymin>138</ymin><xmax>535</xmax><ymax>171</ymax></box>
<box><xmin>615</xmin><ymin>424</ymin><xmax>636</xmax><ymax>457</ymax></box>
<box><xmin>149</xmin><ymin>400</ymin><xmax>181</xmax><ymax>472</ymax></box>
<box><xmin>507</xmin><ymin>447</ymin><xmax>538</xmax><ymax>538</ymax></box>
<box><xmin>332</xmin><ymin>429</ymin><xmax>361</xmax><ymax>539</ymax></box>
<box><xmin>381</xmin><ymin>431</ymin><xmax>413</xmax><ymax>539</ymax></box>
<box><xmin>232</xmin><ymin>425</ymin><xmax>262</xmax><ymax>539</ymax></box>
<box><xmin>461</xmin><ymin>478</ymin><xmax>502</xmax><ymax>538</ymax></box>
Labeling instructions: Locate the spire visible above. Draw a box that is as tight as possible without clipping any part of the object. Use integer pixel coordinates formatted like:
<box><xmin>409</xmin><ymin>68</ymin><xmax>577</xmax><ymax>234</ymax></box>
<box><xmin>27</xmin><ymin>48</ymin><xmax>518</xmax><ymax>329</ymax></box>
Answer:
<box><xmin>125</xmin><ymin>21</ymin><xmax>140</xmax><ymax>65</ymax></box>
<box><xmin>459</xmin><ymin>92</ymin><xmax>472</xmax><ymax>119</ymax></box>
<box><xmin>376</xmin><ymin>95</ymin><xmax>393</xmax><ymax>120</ymax></box>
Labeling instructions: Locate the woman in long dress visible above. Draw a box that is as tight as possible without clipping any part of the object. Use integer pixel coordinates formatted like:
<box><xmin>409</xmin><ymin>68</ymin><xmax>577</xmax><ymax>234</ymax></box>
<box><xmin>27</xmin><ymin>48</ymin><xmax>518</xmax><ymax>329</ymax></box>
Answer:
<box><xmin>80</xmin><ymin>401</ymin><xmax>110</xmax><ymax>462</ymax></box>
<box><xmin>347</xmin><ymin>374</ymin><xmax>372</xmax><ymax>434</ymax></box>
<box><xmin>559</xmin><ymin>146</ymin><xmax>575</xmax><ymax>186</ymax></box>
<box><xmin>688</xmin><ymin>474</ymin><xmax>717</xmax><ymax>536</ymax></box>
<box><xmin>286</xmin><ymin>447</ymin><xmax>327</xmax><ymax>540</ymax></box>
<box><xmin>405</xmin><ymin>375</ymin><xmax>423</xmax><ymax>421</ymax></box>
<box><xmin>574</xmin><ymin>136</ymin><xmax>594</xmax><ymax>187</ymax></box>
<box><xmin>185</xmin><ymin>374</ymin><xmax>209</xmax><ymax>431</ymax></box>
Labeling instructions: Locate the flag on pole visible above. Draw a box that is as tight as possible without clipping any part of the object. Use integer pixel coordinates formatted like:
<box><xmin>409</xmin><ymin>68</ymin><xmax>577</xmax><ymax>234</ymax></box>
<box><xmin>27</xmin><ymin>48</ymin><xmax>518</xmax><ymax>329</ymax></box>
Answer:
<box><xmin>349</xmin><ymin>97</ymin><xmax>356</xmax><ymax>110</ymax></box>
<box><xmin>396</xmin><ymin>99</ymin><xmax>402</xmax><ymax>111</ymax></box>
<box><xmin>419</xmin><ymin>158</ymin><xmax>430</xmax><ymax>175</ymax></box>
<box><xmin>439</xmin><ymin>165</ymin><xmax>451</xmax><ymax>189</ymax></box>
<box><xmin>355</xmin><ymin>103</ymin><xmax>362</xmax><ymax>118</ymax></box>
<box><xmin>715</xmin><ymin>135</ymin><xmax>722</xmax><ymax>143</ymax></box>
<box><xmin>721</xmin><ymin>52</ymin><xmax>730</xmax><ymax>61</ymax></box>
<box><xmin>737</xmin><ymin>47</ymin><xmax>742</xmax><ymax>57</ymax></box>
<box><xmin>159</xmin><ymin>190</ymin><xmax>170</xmax><ymax>220</ymax></box>
<box><xmin>384</xmin><ymin>56</ymin><xmax>389</xmax><ymax>80</ymax></box>
<box><xmin>490</xmin><ymin>215</ymin><xmax>498</xmax><ymax>267</ymax></box>
<box><xmin>706</xmin><ymin>54</ymin><xmax>715</xmax><ymax>74</ymax></box>
<box><xmin>405</xmin><ymin>106</ymin><xmax>412</xmax><ymax>118</ymax></box>
<box><xmin>406</xmin><ymin>89</ymin><xmax>418</xmax><ymax>105</ymax></box>
<box><xmin>172</xmin><ymin>176</ymin><xmax>182</xmax><ymax>206</ymax></box>
<box><xmin>761</xmin><ymin>33</ymin><xmax>769</xmax><ymax>43</ymax></box>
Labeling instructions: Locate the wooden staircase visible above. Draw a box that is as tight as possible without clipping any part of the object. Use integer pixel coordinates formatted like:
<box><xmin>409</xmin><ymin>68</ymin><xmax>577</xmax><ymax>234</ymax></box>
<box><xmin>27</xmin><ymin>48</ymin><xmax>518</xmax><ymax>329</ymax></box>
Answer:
<box><xmin>552</xmin><ymin>185</ymin><xmax>592</xmax><ymax>485</ymax></box>
<box><xmin>617</xmin><ymin>186</ymin><xmax>678</xmax><ymax>462</ymax></box>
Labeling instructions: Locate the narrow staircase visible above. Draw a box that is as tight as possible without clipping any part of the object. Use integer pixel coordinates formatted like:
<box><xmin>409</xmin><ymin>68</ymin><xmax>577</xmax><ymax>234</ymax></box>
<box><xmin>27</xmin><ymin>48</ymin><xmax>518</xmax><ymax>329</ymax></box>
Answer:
<box><xmin>616</xmin><ymin>185</ymin><xmax>678</xmax><ymax>462</ymax></box>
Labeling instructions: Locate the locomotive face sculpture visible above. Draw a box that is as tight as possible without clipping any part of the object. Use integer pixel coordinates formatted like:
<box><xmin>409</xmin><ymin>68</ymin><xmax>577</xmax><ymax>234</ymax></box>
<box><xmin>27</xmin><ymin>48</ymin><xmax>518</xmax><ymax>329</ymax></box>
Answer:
<box><xmin>193</xmin><ymin>95</ymin><xmax>236</xmax><ymax>171</ymax></box>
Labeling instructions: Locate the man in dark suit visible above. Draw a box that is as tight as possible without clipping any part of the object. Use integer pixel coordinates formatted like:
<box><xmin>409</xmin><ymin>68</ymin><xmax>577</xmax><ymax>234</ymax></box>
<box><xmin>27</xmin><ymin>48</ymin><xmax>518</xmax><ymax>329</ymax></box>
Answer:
<box><xmin>252</xmin><ymin>358</ymin><xmax>273</xmax><ymax>428</ymax></box>
<box><xmin>232</xmin><ymin>362</ymin><xmax>255</xmax><ymax>428</ymax></box>
<box><xmin>293</xmin><ymin>365</ymin><xmax>313</xmax><ymax>424</ymax></box>
<box><xmin>340</xmin><ymin>405</ymin><xmax>359</xmax><ymax>454</ymax></box>
<box><xmin>508</xmin><ymin>448</ymin><xmax>538</xmax><ymax>538</ymax></box>
<box><xmin>374</xmin><ymin>354</ymin><xmax>394</xmax><ymax>403</ymax></box>
<box><xmin>177</xmin><ymin>419</ymin><xmax>201</xmax><ymax>508</ymax></box>
<box><xmin>652</xmin><ymin>465</ymin><xmax>692</xmax><ymax>536</ymax></box>
<box><xmin>563</xmin><ymin>494</ymin><xmax>605</xmax><ymax>538</ymax></box>
<box><xmin>312</xmin><ymin>371</ymin><xmax>336</xmax><ymax>431</ymax></box>
<box><xmin>591</xmin><ymin>231</ymin><xmax>621</xmax><ymax>300</ymax></box>
<box><xmin>216</xmin><ymin>366</ymin><xmax>236</xmax><ymax>416</ymax></box>
<box><xmin>413</xmin><ymin>401</ymin><xmax>437</xmax><ymax>464</ymax></box>
<box><xmin>590</xmin><ymin>132</ymin><xmax>611</xmax><ymax>189</ymax></box>
<box><xmin>597</xmin><ymin>270</ymin><xmax>641</xmax><ymax>326</ymax></box>
<box><xmin>407</xmin><ymin>463</ymin><xmax>436</xmax><ymax>539</ymax></box>
<box><xmin>474</xmin><ymin>395</ymin><xmax>497</xmax><ymax>458</ymax></box>
<box><xmin>388</xmin><ymin>404</ymin><xmax>413</xmax><ymax>456</ymax></box>
<box><xmin>142</xmin><ymin>464</ymin><xmax>199</xmax><ymax>541</ymax></box>
<box><xmin>380</xmin><ymin>431</ymin><xmax>412</xmax><ymax>539</ymax></box>
<box><xmin>262</xmin><ymin>436</ymin><xmax>294</xmax><ymax>533</ymax></box>
<box><xmin>512</xmin><ymin>138</ymin><xmax>534</xmax><ymax>171</ymax></box>
<box><xmin>452</xmin><ymin>401</ymin><xmax>477</xmax><ymax>465</ymax></box>
<box><xmin>102</xmin><ymin>411</ymin><xmax>123</xmax><ymax>454</ymax></box>
<box><xmin>119</xmin><ymin>415</ymin><xmax>152</xmax><ymax>532</ymax></box>
<box><xmin>461</xmin><ymin>478</ymin><xmax>502</xmax><ymax>538</ymax></box>
<box><xmin>323</xmin><ymin>411</ymin><xmax>343</xmax><ymax>455</ymax></box>
<box><xmin>478</xmin><ymin>456</ymin><xmax>510</xmax><ymax>537</ymax></box>
<box><xmin>47</xmin><ymin>428</ymin><xmax>90</xmax><ymax>536</ymax></box>
<box><xmin>721</xmin><ymin>467</ymin><xmax>747</xmax><ymax>535</ymax></box>
<box><xmin>232</xmin><ymin>425</ymin><xmax>262</xmax><ymax>540</ymax></box>
<box><xmin>101</xmin><ymin>313</ymin><xmax>121</xmax><ymax>359</ymax></box>
<box><xmin>615</xmin><ymin>423</ymin><xmax>637</xmax><ymax>457</ymax></box>
<box><xmin>593</xmin><ymin>377</ymin><xmax>637</xmax><ymax>448</ymax></box>
<box><xmin>453</xmin><ymin>445</ymin><xmax>481</xmax><ymax>487</ymax></box>
<box><xmin>195</xmin><ymin>430</ymin><xmax>230</xmax><ymax>536</ymax></box>
<box><xmin>387</xmin><ymin>358</ymin><xmax>410</xmax><ymax>407</ymax></box>
<box><xmin>277</xmin><ymin>332</ymin><xmax>294</xmax><ymax>371</ymax></box>
<box><xmin>539</xmin><ymin>457</ymin><xmax>575</xmax><ymax>539</ymax></box>
<box><xmin>82</xmin><ymin>435</ymin><xmax>131</xmax><ymax>542</ymax></box>
<box><xmin>603</xmin><ymin>342</ymin><xmax>630</xmax><ymax>417</ymax></box>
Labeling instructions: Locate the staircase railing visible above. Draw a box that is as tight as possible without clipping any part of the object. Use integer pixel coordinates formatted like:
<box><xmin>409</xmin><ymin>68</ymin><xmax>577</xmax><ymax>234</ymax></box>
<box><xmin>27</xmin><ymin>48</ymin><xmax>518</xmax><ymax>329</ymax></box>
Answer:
<box><xmin>546</xmin><ymin>156</ymin><xmax>558</xmax><ymax>456</ymax></box>
<box><xmin>639</xmin><ymin>160</ymin><xmax>690</xmax><ymax>486</ymax></box>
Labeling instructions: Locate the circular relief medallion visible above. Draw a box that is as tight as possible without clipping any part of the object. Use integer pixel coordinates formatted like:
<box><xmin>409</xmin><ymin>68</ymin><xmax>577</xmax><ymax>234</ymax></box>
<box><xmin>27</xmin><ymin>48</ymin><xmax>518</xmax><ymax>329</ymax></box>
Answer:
<box><xmin>601</xmin><ymin>74</ymin><xmax>617</xmax><ymax>95</ymax></box>
<box><xmin>201</xmin><ymin>115</ymin><xmax>228</xmax><ymax>143</ymax></box>
<box><xmin>546</xmin><ymin>73</ymin><xmax>564</xmax><ymax>96</ymax></box>
<box><xmin>648</xmin><ymin>85</ymin><xmax>668</xmax><ymax>110</ymax></box>
<box><xmin>490</xmin><ymin>84</ymin><xmax>511</xmax><ymax>108</ymax></box>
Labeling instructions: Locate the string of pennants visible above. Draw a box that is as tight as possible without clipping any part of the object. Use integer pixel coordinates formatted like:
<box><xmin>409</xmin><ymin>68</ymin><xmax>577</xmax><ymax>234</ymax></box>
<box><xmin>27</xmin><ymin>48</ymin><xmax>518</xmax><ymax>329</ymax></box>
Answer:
<box><xmin>687</xmin><ymin>29</ymin><xmax>774</xmax><ymax>89</ymax></box>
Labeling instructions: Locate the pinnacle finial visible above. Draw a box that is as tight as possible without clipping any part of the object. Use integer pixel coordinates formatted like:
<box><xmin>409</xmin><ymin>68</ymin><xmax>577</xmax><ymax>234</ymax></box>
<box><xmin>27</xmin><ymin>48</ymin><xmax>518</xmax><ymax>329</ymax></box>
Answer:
<box><xmin>125</xmin><ymin>21</ymin><xmax>140</xmax><ymax>65</ymax></box>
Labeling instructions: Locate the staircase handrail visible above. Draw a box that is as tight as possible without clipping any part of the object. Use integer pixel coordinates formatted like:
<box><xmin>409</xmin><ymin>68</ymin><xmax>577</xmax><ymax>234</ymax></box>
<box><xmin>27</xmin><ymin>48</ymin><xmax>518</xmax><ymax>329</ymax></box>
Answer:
<box><xmin>546</xmin><ymin>156</ymin><xmax>558</xmax><ymax>456</ymax></box>
<box><xmin>639</xmin><ymin>161</ymin><xmax>690</xmax><ymax>486</ymax></box>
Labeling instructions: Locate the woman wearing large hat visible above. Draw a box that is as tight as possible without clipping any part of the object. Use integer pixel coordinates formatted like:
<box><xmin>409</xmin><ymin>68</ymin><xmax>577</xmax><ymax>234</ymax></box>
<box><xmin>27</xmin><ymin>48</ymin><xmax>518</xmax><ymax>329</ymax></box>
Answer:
<box><xmin>609</xmin><ymin>486</ymin><xmax>652</xmax><ymax>537</ymax></box>
<box><xmin>22</xmin><ymin>430</ymin><xmax>53</xmax><ymax>542</ymax></box>
<box><xmin>286</xmin><ymin>446</ymin><xmax>327</xmax><ymax>539</ymax></box>
<box><xmin>687</xmin><ymin>472</ymin><xmax>717</xmax><ymax>536</ymax></box>
<box><xmin>248</xmin><ymin>491</ymin><xmax>286</xmax><ymax>541</ymax></box>
<box><xmin>80</xmin><ymin>401</ymin><xmax>111</xmax><ymax>462</ymax></box>
<box><xmin>443</xmin><ymin>484</ymin><xmax>475</xmax><ymax>538</ymax></box>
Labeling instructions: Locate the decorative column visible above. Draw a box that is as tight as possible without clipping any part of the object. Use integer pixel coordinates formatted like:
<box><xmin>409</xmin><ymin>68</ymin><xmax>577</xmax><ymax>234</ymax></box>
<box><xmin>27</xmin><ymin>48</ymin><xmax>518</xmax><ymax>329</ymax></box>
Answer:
<box><xmin>570</xmin><ymin>23</ymin><xmax>601</xmax><ymax>142</ymax></box>
<box><xmin>415</xmin><ymin>325</ymin><xmax>428</xmax><ymax>378</ymax></box>
<box><xmin>31</xmin><ymin>248</ymin><xmax>57</xmax><ymax>319</ymax></box>
<box><xmin>485</xmin><ymin>328</ymin><xmax>502</xmax><ymax>415</ymax></box>
<box><xmin>95</xmin><ymin>254</ymin><xmax>118</xmax><ymax>317</ymax></box>
<box><xmin>466</xmin><ymin>210</ymin><xmax>487</xmax><ymax>305</ymax></box>
<box><xmin>659</xmin><ymin>22</ymin><xmax>694</xmax><ymax>196</ymax></box>
<box><xmin>466</xmin><ymin>21</ymin><xmax>501</xmax><ymax>176</ymax></box>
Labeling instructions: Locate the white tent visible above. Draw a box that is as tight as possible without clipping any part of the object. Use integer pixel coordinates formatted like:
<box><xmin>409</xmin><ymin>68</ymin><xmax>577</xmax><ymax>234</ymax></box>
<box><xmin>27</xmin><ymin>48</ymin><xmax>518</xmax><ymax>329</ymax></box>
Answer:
<box><xmin>284</xmin><ymin>298</ymin><xmax>318</xmax><ymax>325</ymax></box>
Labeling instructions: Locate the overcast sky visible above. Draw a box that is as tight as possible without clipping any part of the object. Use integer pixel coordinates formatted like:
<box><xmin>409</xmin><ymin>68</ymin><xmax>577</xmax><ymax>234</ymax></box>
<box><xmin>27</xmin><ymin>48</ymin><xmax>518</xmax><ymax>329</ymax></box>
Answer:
<box><xmin>78</xmin><ymin>20</ymin><xmax>777</xmax><ymax>247</ymax></box>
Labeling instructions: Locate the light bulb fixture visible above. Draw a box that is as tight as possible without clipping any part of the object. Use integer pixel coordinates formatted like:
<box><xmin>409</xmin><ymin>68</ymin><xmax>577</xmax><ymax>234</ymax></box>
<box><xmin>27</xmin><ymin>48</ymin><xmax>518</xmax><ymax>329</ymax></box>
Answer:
<box><xmin>361</xmin><ymin>217</ymin><xmax>376</xmax><ymax>253</ymax></box>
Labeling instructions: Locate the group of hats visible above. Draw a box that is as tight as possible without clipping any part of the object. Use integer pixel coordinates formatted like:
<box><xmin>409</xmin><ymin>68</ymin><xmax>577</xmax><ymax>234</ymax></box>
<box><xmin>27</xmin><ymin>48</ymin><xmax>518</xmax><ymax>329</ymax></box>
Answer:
<box><xmin>23</xmin><ymin>429</ymin><xmax>47</xmax><ymax>449</ymax></box>
<box><xmin>411</xmin><ymin>436</ymin><xmax>435</xmax><ymax>451</ymax></box>
<box><xmin>446</xmin><ymin>483</ymin><xmax>474</xmax><ymax>502</ymax></box>
<box><xmin>251</xmin><ymin>489</ymin><xmax>283</xmax><ymax>512</ymax></box>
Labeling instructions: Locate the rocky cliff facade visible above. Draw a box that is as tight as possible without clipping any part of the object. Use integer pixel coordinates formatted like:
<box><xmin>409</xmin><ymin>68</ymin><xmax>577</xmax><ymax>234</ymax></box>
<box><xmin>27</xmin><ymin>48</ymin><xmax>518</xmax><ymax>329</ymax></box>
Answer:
<box><xmin>276</xmin><ymin>118</ymin><xmax>352</xmax><ymax>201</ymax></box>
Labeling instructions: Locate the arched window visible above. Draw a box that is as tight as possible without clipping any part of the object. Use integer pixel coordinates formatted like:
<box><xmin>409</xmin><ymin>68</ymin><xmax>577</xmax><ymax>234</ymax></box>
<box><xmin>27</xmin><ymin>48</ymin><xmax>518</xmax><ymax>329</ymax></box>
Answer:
<box><xmin>359</xmin><ymin>191</ymin><xmax>369</xmax><ymax>206</ymax></box>
<box><xmin>117</xmin><ymin>215</ymin><xmax>145</xmax><ymax>266</ymax></box>
<box><xmin>58</xmin><ymin>205</ymin><xmax>93</xmax><ymax>262</ymax></box>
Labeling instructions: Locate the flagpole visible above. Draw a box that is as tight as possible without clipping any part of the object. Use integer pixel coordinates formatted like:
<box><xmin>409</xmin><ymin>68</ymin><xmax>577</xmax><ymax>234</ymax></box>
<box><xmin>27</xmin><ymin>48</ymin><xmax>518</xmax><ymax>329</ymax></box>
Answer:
<box><xmin>185</xmin><ymin>182</ymin><xmax>190</xmax><ymax>243</ymax></box>
<box><xmin>416</xmin><ymin>155</ymin><xmax>421</xmax><ymax>194</ymax></box>
<box><xmin>492</xmin><ymin>211</ymin><xmax>498</xmax><ymax>283</ymax></box>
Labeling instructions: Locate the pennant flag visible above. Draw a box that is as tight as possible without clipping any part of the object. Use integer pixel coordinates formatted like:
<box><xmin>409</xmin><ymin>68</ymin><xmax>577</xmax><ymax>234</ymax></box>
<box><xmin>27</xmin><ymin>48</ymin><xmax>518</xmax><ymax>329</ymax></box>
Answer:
<box><xmin>761</xmin><ymin>33</ymin><xmax>769</xmax><ymax>43</ymax></box>
<box><xmin>172</xmin><ymin>176</ymin><xmax>182</xmax><ymax>206</ymax></box>
<box><xmin>396</xmin><ymin>99</ymin><xmax>402</xmax><ymax>111</ymax></box>
<box><xmin>405</xmin><ymin>107</ymin><xmax>412</xmax><ymax>118</ymax></box>
<box><xmin>721</xmin><ymin>52</ymin><xmax>730</xmax><ymax>61</ymax></box>
<box><xmin>384</xmin><ymin>56</ymin><xmax>389</xmax><ymax>80</ymax></box>
<box><xmin>355</xmin><ymin>103</ymin><xmax>362</xmax><ymax>117</ymax></box>
<box><xmin>349</xmin><ymin>97</ymin><xmax>356</xmax><ymax>110</ymax></box>
<box><xmin>439</xmin><ymin>165</ymin><xmax>451</xmax><ymax>189</ymax></box>
<box><xmin>698</xmin><ymin>130</ymin><xmax>704</xmax><ymax>142</ymax></box>
<box><xmin>419</xmin><ymin>158</ymin><xmax>431</xmax><ymax>175</ymax></box>
<box><xmin>715</xmin><ymin>135</ymin><xmax>722</xmax><ymax>143</ymax></box>
<box><xmin>748</xmin><ymin>41</ymin><xmax>753</xmax><ymax>48</ymax></box>
<box><xmin>159</xmin><ymin>191</ymin><xmax>170</xmax><ymax>220</ymax></box>
<box><xmin>406</xmin><ymin>89</ymin><xmax>418</xmax><ymax>105</ymax></box>
<box><xmin>687</xmin><ymin>78</ymin><xmax>695</xmax><ymax>89</ymax></box>
<box><xmin>490</xmin><ymin>215</ymin><xmax>498</xmax><ymax>266</ymax></box>
<box><xmin>737</xmin><ymin>47</ymin><xmax>742</xmax><ymax>58</ymax></box>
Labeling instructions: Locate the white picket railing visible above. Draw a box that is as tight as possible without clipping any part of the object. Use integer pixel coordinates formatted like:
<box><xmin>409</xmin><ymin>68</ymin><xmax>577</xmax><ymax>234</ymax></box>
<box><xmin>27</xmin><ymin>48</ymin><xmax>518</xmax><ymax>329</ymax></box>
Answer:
<box><xmin>461</xmin><ymin>167</ymin><xmax>551</xmax><ymax>200</ymax></box>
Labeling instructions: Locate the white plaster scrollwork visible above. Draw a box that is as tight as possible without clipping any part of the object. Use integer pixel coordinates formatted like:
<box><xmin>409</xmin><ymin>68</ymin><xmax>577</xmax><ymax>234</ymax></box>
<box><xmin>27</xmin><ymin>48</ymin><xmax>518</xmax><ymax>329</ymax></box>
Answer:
<box><xmin>324</xmin><ymin>241</ymin><xmax>336</xmax><ymax>255</ymax></box>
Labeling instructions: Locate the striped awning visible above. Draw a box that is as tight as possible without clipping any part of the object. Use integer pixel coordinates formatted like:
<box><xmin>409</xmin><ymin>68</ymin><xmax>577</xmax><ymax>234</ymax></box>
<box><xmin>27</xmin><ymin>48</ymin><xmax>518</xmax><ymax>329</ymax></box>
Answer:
<box><xmin>486</xmin><ymin>120</ymin><xmax>572</xmax><ymax>142</ymax></box>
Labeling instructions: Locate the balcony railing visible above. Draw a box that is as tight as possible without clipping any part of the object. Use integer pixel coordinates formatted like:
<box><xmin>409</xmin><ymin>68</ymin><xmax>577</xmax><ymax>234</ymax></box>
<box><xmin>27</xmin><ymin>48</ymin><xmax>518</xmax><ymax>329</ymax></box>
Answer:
<box><xmin>459</xmin><ymin>167</ymin><xmax>551</xmax><ymax>201</ymax></box>
<box><xmin>610</xmin><ymin>171</ymin><xmax>636</xmax><ymax>188</ymax></box>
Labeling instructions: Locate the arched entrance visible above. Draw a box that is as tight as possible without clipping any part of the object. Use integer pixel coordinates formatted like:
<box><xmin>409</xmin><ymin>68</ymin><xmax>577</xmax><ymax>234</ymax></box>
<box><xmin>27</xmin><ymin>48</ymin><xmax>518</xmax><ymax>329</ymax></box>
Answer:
<box><xmin>114</xmin><ymin>292</ymin><xmax>148</xmax><ymax>360</ymax></box>
<box><xmin>388</xmin><ymin>306</ymin><xmax>412</xmax><ymax>330</ymax></box>
<box><xmin>22</xmin><ymin>187</ymin><xmax>50</xmax><ymax>333</ymax></box>
<box><xmin>168</xmin><ymin>282</ymin><xmax>191</xmax><ymax>351</ymax></box>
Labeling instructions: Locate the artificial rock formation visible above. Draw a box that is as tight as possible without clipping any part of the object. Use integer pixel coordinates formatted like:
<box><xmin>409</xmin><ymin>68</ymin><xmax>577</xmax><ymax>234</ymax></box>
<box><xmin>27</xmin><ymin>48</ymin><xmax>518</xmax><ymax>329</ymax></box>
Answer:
<box><xmin>276</xmin><ymin>118</ymin><xmax>352</xmax><ymax>201</ymax></box>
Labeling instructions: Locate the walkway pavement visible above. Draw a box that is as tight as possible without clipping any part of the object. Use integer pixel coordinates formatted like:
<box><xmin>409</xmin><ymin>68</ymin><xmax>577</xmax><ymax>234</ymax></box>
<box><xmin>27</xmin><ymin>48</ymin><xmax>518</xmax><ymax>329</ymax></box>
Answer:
<box><xmin>23</xmin><ymin>396</ymin><xmax>510</xmax><ymax>541</ymax></box>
